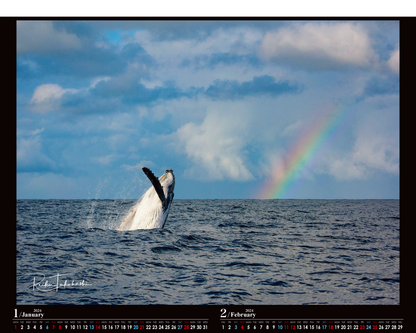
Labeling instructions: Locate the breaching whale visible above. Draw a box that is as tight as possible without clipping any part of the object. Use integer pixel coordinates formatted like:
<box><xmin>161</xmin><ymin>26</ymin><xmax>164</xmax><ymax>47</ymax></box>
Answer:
<box><xmin>117</xmin><ymin>167</ymin><xmax>175</xmax><ymax>230</ymax></box>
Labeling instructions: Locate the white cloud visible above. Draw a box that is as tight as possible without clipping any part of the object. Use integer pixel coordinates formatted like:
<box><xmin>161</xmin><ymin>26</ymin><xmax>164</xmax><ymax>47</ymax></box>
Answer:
<box><xmin>326</xmin><ymin>131</ymin><xmax>398</xmax><ymax>181</ymax></box>
<box><xmin>17</xmin><ymin>128</ymin><xmax>45</xmax><ymax>136</ymax></box>
<box><xmin>20</xmin><ymin>58</ymin><xmax>38</xmax><ymax>71</ymax></box>
<box><xmin>354</xmin><ymin>130</ymin><xmax>398</xmax><ymax>173</ymax></box>
<box><xmin>96</xmin><ymin>154</ymin><xmax>119</xmax><ymax>165</ymax></box>
<box><xmin>318</xmin><ymin>97</ymin><xmax>399</xmax><ymax>182</ymax></box>
<box><xmin>172</xmin><ymin>104</ymin><xmax>254</xmax><ymax>181</ymax></box>
<box><xmin>281</xmin><ymin>119</ymin><xmax>305</xmax><ymax>138</ymax></box>
<box><xmin>17</xmin><ymin>21</ymin><xmax>82</xmax><ymax>55</ymax></box>
<box><xmin>30</xmin><ymin>84</ymin><xmax>77</xmax><ymax>113</ymax></box>
<box><xmin>122</xmin><ymin>161</ymin><xmax>154</xmax><ymax>171</ymax></box>
<box><xmin>90</xmin><ymin>76</ymin><xmax>111</xmax><ymax>88</ymax></box>
<box><xmin>31</xmin><ymin>84</ymin><xmax>66</xmax><ymax>103</ymax></box>
<box><xmin>260</xmin><ymin>22</ymin><xmax>377</xmax><ymax>70</ymax></box>
<box><xmin>133</xmin><ymin>26</ymin><xmax>263</xmax><ymax>62</ymax></box>
<box><xmin>30</xmin><ymin>128</ymin><xmax>45</xmax><ymax>135</ymax></box>
<box><xmin>327</xmin><ymin>155</ymin><xmax>368</xmax><ymax>180</ymax></box>
<box><xmin>388</xmin><ymin>47</ymin><xmax>399</xmax><ymax>73</ymax></box>
<box><xmin>17</xmin><ymin>132</ymin><xmax>55</xmax><ymax>172</ymax></box>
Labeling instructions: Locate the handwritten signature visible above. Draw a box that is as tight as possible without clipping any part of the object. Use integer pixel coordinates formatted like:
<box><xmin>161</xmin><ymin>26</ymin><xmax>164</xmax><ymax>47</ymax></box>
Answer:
<box><xmin>32</xmin><ymin>273</ymin><xmax>92</xmax><ymax>292</ymax></box>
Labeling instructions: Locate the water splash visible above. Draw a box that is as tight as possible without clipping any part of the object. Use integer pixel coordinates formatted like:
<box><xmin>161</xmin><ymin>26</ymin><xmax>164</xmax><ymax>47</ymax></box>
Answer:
<box><xmin>85</xmin><ymin>174</ymin><xmax>148</xmax><ymax>230</ymax></box>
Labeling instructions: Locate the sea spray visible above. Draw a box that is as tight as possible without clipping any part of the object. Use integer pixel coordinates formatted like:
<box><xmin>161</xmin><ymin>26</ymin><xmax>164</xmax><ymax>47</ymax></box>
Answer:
<box><xmin>85</xmin><ymin>174</ymin><xmax>148</xmax><ymax>230</ymax></box>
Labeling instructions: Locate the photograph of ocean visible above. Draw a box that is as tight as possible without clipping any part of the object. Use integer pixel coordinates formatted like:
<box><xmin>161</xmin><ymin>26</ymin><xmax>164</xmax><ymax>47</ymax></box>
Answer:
<box><xmin>16</xmin><ymin>199</ymin><xmax>399</xmax><ymax>305</ymax></box>
<box><xmin>16</xmin><ymin>19</ymin><xmax>400</xmax><ymax>313</ymax></box>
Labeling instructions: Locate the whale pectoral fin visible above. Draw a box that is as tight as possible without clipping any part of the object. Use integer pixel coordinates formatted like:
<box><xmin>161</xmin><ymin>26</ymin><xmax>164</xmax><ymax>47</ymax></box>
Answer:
<box><xmin>142</xmin><ymin>167</ymin><xmax>166</xmax><ymax>205</ymax></box>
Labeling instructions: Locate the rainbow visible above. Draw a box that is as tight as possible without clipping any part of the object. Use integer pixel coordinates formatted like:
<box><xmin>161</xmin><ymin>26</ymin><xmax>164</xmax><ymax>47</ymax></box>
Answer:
<box><xmin>255</xmin><ymin>105</ymin><xmax>351</xmax><ymax>199</ymax></box>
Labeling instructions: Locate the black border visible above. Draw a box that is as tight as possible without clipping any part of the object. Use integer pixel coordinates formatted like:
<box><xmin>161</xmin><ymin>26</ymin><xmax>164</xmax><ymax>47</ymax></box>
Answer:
<box><xmin>13</xmin><ymin>17</ymin><xmax>407</xmax><ymax>331</ymax></box>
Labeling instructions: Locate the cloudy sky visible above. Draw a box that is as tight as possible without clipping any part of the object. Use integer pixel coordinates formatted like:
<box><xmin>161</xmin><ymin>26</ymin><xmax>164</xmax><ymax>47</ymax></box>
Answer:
<box><xmin>16</xmin><ymin>20</ymin><xmax>399</xmax><ymax>199</ymax></box>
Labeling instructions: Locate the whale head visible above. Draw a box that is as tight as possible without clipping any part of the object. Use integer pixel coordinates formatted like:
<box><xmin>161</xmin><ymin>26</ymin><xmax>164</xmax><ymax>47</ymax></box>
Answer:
<box><xmin>158</xmin><ymin>168</ymin><xmax>175</xmax><ymax>192</ymax></box>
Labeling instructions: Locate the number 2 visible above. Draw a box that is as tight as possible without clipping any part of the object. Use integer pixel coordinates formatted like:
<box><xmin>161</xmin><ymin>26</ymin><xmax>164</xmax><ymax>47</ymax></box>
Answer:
<box><xmin>220</xmin><ymin>308</ymin><xmax>227</xmax><ymax>318</ymax></box>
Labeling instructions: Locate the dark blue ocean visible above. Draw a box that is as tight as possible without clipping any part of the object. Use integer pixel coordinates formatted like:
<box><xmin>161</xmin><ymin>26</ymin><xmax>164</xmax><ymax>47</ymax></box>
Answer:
<box><xmin>16</xmin><ymin>199</ymin><xmax>399</xmax><ymax>305</ymax></box>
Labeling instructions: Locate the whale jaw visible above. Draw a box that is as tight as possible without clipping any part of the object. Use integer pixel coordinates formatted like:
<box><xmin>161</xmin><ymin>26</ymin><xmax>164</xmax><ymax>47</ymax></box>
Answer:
<box><xmin>117</xmin><ymin>167</ymin><xmax>175</xmax><ymax>230</ymax></box>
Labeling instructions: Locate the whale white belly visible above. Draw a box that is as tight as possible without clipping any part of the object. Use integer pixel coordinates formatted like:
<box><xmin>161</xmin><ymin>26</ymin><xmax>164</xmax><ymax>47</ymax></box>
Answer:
<box><xmin>117</xmin><ymin>187</ymin><xmax>170</xmax><ymax>230</ymax></box>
